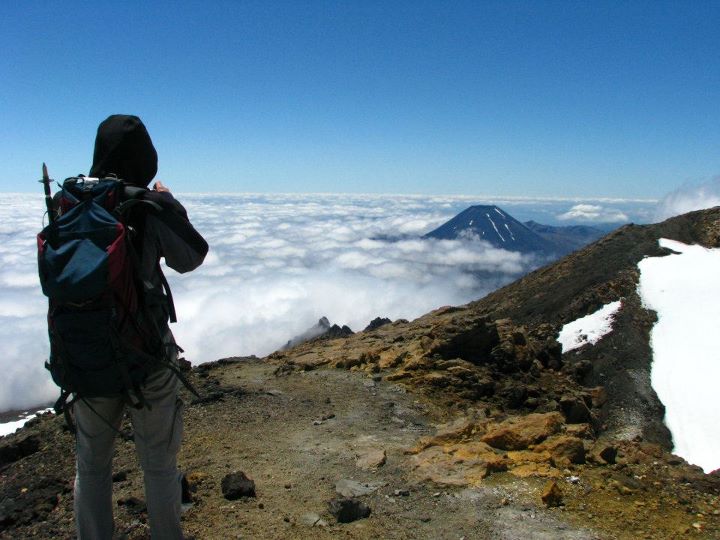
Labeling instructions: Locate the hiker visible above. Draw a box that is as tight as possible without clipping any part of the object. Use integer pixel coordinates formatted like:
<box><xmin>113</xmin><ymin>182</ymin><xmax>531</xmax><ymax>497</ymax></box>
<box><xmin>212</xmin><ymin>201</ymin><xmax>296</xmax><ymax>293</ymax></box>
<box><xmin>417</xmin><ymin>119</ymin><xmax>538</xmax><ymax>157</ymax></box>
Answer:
<box><xmin>61</xmin><ymin>115</ymin><xmax>207</xmax><ymax>539</ymax></box>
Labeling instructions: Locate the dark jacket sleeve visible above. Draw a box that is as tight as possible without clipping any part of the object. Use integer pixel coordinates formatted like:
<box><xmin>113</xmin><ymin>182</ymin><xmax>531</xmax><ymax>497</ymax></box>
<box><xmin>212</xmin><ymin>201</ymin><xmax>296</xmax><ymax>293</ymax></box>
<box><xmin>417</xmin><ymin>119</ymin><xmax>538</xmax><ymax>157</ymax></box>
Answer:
<box><xmin>143</xmin><ymin>191</ymin><xmax>208</xmax><ymax>274</ymax></box>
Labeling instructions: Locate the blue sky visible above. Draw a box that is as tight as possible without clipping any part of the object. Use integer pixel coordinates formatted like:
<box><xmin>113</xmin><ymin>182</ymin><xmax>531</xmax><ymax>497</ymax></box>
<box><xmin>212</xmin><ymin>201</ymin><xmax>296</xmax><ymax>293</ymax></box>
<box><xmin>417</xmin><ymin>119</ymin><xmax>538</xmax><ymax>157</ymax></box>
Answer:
<box><xmin>1</xmin><ymin>1</ymin><xmax>718</xmax><ymax>197</ymax></box>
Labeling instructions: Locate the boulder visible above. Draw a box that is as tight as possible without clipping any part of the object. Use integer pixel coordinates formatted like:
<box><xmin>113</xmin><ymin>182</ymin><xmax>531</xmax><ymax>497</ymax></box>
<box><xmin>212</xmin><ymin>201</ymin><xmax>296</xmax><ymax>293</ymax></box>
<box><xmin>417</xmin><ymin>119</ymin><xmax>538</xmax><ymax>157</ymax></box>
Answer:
<box><xmin>563</xmin><ymin>423</ymin><xmax>594</xmax><ymax>439</ymax></box>
<box><xmin>410</xmin><ymin>441</ymin><xmax>508</xmax><ymax>487</ymax></box>
<box><xmin>534</xmin><ymin>435</ymin><xmax>586</xmax><ymax>467</ymax></box>
<box><xmin>430</xmin><ymin>318</ymin><xmax>500</xmax><ymax>364</ymax></box>
<box><xmin>536</xmin><ymin>339</ymin><xmax>563</xmax><ymax>371</ymax></box>
<box><xmin>480</xmin><ymin>412</ymin><xmax>564</xmax><ymax>450</ymax></box>
<box><xmin>221</xmin><ymin>471</ymin><xmax>256</xmax><ymax>500</ymax></box>
<box><xmin>328</xmin><ymin>498</ymin><xmax>371</xmax><ymax>523</ymax></box>
<box><xmin>560</xmin><ymin>395</ymin><xmax>593</xmax><ymax>424</ymax></box>
<box><xmin>0</xmin><ymin>433</ymin><xmax>41</xmax><ymax>467</ymax></box>
<box><xmin>501</xmin><ymin>384</ymin><xmax>528</xmax><ymax>408</ymax></box>
<box><xmin>356</xmin><ymin>449</ymin><xmax>386</xmax><ymax>470</ymax></box>
<box><xmin>408</xmin><ymin>417</ymin><xmax>480</xmax><ymax>453</ymax></box>
<box><xmin>300</xmin><ymin>512</ymin><xmax>327</xmax><ymax>527</ymax></box>
<box><xmin>589</xmin><ymin>441</ymin><xmax>618</xmax><ymax>465</ymax></box>
<box><xmin>541</xmin><ymin>480</ymin><xmax>563</xmax><ymax>507</ymax></box>
<box><xmin>568</xmin><ymin>359</ymin><xmax>593</xmax><ymax>382</ymax></box>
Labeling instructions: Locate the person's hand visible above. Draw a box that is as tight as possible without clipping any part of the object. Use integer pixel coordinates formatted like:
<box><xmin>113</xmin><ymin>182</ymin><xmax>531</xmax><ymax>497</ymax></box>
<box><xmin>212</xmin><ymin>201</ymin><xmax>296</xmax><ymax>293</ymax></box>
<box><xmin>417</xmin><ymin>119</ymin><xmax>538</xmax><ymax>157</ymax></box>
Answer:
<box><xmin>153</xmin><ymin>181</ymin><xmax>170</xmax><ymax>193</ymax></box>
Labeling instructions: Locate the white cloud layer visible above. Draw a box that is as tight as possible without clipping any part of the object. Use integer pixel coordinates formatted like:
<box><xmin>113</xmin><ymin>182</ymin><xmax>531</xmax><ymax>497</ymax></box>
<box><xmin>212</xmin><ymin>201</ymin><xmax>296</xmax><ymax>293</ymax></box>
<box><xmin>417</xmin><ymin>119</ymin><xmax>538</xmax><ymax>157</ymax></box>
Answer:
<box><xmin>0</xmin><ymin>193</ymin><xmax>657</xmax><ymax>413</ymax></box>
<box><xmin>556</xmin><ymin>204</ymin><xmax>629</xmax><ymax>223</ymax></box>
<box><xmin>654</xmin><ymin>176</ymin><xmax>720</xmax><ymax>222</ymax></box>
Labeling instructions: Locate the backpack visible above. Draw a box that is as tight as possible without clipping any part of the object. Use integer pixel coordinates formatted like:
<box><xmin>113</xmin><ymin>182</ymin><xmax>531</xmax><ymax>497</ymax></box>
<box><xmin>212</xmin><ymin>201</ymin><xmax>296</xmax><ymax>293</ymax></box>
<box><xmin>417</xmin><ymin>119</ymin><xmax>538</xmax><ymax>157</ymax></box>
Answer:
<box><xmin>37</xmin><ymin>176</ymin><xmax>188</xmax><ymax>418</ymax></box>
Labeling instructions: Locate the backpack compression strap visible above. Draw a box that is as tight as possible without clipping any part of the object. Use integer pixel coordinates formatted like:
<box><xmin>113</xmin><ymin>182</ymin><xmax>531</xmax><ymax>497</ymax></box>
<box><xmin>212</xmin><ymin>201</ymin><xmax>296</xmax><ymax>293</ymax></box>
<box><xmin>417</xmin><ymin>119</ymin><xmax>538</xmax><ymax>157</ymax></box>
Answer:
<box><xmin>157</xmin><ymin>265</ymin><xmax>177</xmax><ymax>323</ymax></box>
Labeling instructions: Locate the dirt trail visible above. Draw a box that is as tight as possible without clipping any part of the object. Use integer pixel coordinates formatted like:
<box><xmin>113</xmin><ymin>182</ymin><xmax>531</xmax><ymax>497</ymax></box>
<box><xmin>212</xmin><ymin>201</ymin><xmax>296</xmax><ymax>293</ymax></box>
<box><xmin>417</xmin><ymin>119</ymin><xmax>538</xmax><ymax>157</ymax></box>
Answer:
<box><xmin>173</xmin><ymin>359</ymin><xmax>598</xmax><ymax>540</ymax></box>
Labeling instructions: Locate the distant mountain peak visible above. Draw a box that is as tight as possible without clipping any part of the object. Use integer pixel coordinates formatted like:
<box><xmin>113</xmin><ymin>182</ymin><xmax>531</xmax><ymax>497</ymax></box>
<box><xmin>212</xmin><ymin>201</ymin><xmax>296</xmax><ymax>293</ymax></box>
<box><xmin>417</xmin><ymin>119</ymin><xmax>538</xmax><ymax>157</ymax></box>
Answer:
<box><xmin>424</xmin><ymin>205</ymin><xmax>614</xmax><ymax>256</ymax></box>
<box><xmin>424</xmin><ymin>205</ymin><xmax>555</xmax><ymax>253</ymax></box>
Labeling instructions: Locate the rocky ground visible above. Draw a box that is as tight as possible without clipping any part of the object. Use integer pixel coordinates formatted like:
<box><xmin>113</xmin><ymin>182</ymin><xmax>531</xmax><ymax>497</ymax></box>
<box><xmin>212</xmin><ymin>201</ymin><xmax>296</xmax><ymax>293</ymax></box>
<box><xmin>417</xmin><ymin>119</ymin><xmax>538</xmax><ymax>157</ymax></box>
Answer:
<box><xmin>2</xmin><ymin>207</ymin><xmax>720</xmax><ymax>539</ymax></box>
<box><xmin>1</xmin><ymin>352</ymin><xmax>719</xmax><ymax>539</ymax></box>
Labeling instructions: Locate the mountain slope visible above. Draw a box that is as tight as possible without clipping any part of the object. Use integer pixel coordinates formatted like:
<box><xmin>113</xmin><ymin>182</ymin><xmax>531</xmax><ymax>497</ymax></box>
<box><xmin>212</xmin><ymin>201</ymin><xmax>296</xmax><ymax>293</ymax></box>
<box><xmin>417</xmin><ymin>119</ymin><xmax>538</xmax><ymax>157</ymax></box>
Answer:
<box><xmin>466</xmin><ymin>207</ymin><xmax>720</xmax><ymax>446</ymax></box>
<box><xmin>523</xmin><ymin>220</ymin><xmax>612</xmax><ymax>253</ymax></box>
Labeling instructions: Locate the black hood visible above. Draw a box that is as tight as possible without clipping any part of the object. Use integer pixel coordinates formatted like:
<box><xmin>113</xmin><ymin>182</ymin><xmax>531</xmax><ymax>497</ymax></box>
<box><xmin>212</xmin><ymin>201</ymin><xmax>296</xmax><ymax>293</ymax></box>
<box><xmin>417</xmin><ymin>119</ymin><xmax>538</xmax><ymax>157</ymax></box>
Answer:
<box><xmin>89</xmin><ymin>115</ymin><xmax>158</xmax><ymax>186</ymax></box>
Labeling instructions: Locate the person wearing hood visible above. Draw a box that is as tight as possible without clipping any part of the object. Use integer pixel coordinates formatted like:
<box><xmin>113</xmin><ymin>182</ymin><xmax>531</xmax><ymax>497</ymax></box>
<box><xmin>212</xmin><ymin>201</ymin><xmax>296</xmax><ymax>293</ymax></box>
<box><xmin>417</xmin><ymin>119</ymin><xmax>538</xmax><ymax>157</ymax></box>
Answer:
<box><xmin>72</xmin><ymin>115</ymin><xmax>207</xmax><ymax>540</ymax></box>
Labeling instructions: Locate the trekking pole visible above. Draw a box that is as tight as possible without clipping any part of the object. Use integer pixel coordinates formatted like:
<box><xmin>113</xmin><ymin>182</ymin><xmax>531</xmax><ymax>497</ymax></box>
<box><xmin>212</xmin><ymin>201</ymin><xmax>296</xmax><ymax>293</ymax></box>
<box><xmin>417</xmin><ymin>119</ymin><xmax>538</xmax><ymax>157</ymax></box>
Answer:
<box><xmin>40</xmin><ymin>162</ymin><xmax>56</xmax><ymax>224</ymax></box>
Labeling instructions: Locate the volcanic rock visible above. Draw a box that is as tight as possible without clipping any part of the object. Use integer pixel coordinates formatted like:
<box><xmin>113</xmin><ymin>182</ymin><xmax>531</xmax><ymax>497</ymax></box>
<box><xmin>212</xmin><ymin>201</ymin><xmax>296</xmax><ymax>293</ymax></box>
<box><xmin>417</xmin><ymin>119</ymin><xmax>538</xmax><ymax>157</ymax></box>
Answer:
<box><xmin>590</xmin><ymin>441</ymin><xmax>618</xmax><ymax>465</ymax></box>
<box><xmin>300</xmin><ymin>512</ymin><xmax>327</xmax><ymax>527</ymax></box>
<box><xmin>540</xmin><ymin>480</ymin><xmax>563</xmax><ymax>507</ymax></box>
<box><xmin>480</xmin><ymin>412</ymin><xmax>564</xmax><ymax>450</ymax></box>
<box><xmin>560</xmin><ymin>395</ymin><xmax>593</xmax><ymax>424</ymax></box>
<box><xmin>534</xmin><ymin>435</ymin><xmax>586</xmax><ymax>467</ymax></box>
<box><xmin>356</xmin><ymin>448</ymin><xmax>386</xmax><ymax>470</ymax></box>
<box><xmin>112</xmin><ymin>470</ymin><xmax>128</xmax><ymax>483</ymax></box>
<box><xmin>0</xmin><ymin>433</ymin><xmax>41</xmax><ymax>467</ymax></box>
<box><xmin>410</xmin><ymin>441</ymin><xmax>508</xmax><ymax>487</ymax></box>
<box><xmin>221</xmin><ymin>471</ymin><xmax>256</xmax><ymax>500</ymax></box>
<box><xmin>282</xmin><ymin>317</ymin><xmax>354</xmax><ymax>351</ymax></box>
<box><xmin>325</xmin><ymin>324</ymin><xmax>354</xmax><ymax>339</ymax></box>
<box><xmin>364</xmin><ymin>317</ymin><xmax>392</xmax><ymax>332</ymax></box>
<box><xmin>328</xmin><ymin>497</ymin><xmax>371</xmax><ymax>523</ymax></box>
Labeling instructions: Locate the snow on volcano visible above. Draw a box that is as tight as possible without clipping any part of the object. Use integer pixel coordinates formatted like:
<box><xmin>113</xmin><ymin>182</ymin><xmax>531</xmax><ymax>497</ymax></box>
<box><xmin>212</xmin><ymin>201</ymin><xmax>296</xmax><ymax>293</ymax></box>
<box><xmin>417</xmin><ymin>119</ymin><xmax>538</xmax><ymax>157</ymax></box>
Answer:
<box><xmin>557</xmin><ymin>300</ymin><xmax>622</xmax><ymax>353</ymax></box>
<box><xmin>638</xmin><ymin>238</ymin><xmax>720</xmax><ymax>473</ymax></box>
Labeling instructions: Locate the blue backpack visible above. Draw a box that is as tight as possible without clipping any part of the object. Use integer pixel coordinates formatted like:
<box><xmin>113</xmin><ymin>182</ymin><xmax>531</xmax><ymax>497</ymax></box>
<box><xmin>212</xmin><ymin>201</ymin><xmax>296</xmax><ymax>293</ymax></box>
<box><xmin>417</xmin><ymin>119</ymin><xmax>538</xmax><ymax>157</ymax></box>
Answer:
<box><xmin>37</xmin><ymin>176</ymin><xmax>192</xmax><ymax>419</ymax></box>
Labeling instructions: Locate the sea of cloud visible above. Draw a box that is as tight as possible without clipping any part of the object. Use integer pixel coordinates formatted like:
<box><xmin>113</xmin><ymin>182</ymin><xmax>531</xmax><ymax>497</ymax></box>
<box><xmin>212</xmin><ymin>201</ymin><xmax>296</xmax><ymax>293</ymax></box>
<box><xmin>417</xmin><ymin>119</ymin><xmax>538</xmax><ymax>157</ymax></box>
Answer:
<box><xmin>557</xmin><ymin>204</ymin><xmax>629</xmax><ymax>223</ymax></box>
<box><xmin>0</xmin><ymin>193</ymin><xmax>658</xmax><ymax>413</ymax></box>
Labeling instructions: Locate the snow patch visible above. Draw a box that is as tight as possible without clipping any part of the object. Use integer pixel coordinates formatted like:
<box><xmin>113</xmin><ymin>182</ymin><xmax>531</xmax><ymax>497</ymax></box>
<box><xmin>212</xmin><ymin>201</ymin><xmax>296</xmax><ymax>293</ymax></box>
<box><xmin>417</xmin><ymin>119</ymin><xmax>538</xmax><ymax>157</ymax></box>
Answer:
<box><xmin>637</xmin><ymin>238</ymin><xmax>720</xmax><ymax>473</ymax></box>
<box><xmin>504</xmin><ymin>223</ymin><xmax>516</xmax><ymax>241</ymax></box>
<box><xmin>486</xmin><ymin>213</ymin><xmax>505</xmax><ymax>242</ymax></box>
<box><xmin>558</xmin><ymin>301</ymin><xmax>622</xmax><ymax>353</ymax></box>
<box><xmin>0</xmin><ymin>408</ymin><xmax>53</xmax><ymax>437</ymax></box>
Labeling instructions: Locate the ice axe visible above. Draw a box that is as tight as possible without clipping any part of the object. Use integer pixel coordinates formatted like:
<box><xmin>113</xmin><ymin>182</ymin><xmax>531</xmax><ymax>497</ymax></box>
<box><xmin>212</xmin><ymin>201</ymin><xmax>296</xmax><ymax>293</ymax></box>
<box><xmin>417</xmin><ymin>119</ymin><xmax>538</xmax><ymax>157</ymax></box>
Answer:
<box><xmin>39</xmin><ymin>162</ymin><xmax>56</xmax><ymax>224</ymax></box>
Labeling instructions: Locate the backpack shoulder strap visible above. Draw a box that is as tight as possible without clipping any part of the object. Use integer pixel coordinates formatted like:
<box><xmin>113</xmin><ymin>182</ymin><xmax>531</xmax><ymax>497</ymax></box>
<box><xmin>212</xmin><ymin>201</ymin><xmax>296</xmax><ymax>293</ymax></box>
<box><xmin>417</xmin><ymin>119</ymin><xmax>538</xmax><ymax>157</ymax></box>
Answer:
<box><xmin>116</xmin><ymin>197</ymin><xmax>162</xmax><ymax>215</ymax></box>
<box><xmin>117</xmin><ymin>186</ymin><xmax>178</xmax><ymax>324</ymax></box>
<box><xmin>116</xmin><ymin>184</ymin><xmax>162</xmax><ymax>214</ymax></box>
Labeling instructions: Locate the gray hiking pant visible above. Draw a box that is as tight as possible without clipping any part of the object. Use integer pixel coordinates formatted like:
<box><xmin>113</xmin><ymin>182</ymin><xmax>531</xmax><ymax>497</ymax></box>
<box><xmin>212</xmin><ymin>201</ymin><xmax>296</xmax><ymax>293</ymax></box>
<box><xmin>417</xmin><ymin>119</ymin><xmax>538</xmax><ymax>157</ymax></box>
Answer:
<box><xmin>73</xmin><ymin>367</ymin><xmax>184</xmax><ymax>540</ymax></box>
